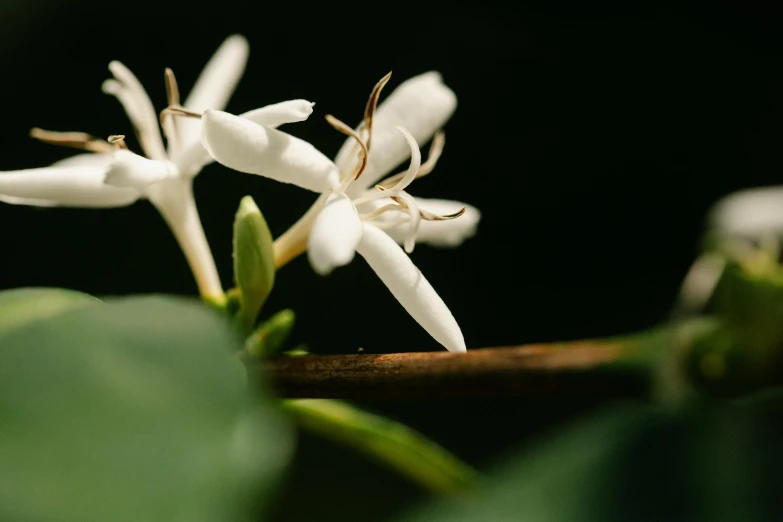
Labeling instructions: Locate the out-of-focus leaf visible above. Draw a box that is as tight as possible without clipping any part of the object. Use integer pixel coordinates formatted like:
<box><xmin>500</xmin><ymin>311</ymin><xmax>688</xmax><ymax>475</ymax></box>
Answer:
<box><xmin>0</xmin><ymin>286</ymin><xmax>99</xmax><ymax>332</ymax></box>
<box><xmin>399</xmin><ymin>399</ymin><xmax>783</xmax><ymax>522</ymax></box>
<box><xmin>0</xmin><ymin>295</ymin><xmax>293</xmax><ymax>522</ymax></box>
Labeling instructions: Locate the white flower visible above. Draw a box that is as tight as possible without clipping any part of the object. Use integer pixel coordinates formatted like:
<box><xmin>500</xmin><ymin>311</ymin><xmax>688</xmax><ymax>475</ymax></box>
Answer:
<box><xmin>199</xmin><ymin>72</ymin><xmax>475</xmax><ymax>353</ymax></box>
<box><xmin>708</xmin><ymin>186</ymin><xmax>783</xmax><ymax>239</ymax></box>
<box><xmin>0</xmin><ymin>35</ymin><xmax>313</xmax><ymax>301</ymax></box>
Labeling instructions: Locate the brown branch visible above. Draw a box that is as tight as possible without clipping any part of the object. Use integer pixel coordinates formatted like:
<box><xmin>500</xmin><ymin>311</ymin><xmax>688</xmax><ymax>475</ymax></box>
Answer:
<box><xmin>258</xmin><ymin>340</ymin><xmax>650</xmax><ymax>399</ymax></box>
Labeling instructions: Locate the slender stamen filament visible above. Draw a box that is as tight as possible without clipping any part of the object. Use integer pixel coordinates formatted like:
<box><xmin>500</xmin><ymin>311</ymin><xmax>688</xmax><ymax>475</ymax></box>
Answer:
<box><xmin>378</xmin><ymin>131</ymin><xmax>446</xmax><ymax>189</ymax></box>
<box><xmin>164</xmin><ymin>68</ymin><xmax>181</xmax><ymax>106</ymax></box>
<box><xmin>159</xmin><ymin>105</ymin><xmax>203</xmax><ymax>129</ymax></box>
<box><xmin>363</xmin><ymin>71</ymin><xmax>392</xmax><ymax>151</ymax></box>
<box><xmin>420</xmin><ymin>207</ymin><xmax>467</xmax><ymax>220</ymax></box>
<box><xmin>392</xmin><ymin>192</ymin><xmax>421</xmax><ymax>253</ymax></box>
<box><xmin>30</xmin><ymin>128</ymin><xmax>115</xmax><ymax>153</ymax></box>
<box><xmin>325</xmin><ymin>114</ymin><xmax>368</xmax><ymax>182</ymax></box>
<box><xmin>360</xmin><ymin>202</ymin><xmax>406</xmax><ymax>221</ymax></box>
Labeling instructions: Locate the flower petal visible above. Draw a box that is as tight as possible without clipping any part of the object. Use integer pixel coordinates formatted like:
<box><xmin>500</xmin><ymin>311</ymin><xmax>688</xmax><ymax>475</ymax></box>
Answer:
<box><xmin>174</xmin><ymin>100</ymin><xmax>316</xmax><ymax>176</ymax></box>
<box><xmin>240</xmin><ymin>99</ymin><xmax>315</xmax><ymax>127</ymax></box>
<box><xmin>406</xmin><ymin>198</ymin><xmax>480</xmax><ymax>247</ymax></box>
<box><xmin>307</xmin><ymin>193</ymin><xmax>362</xmax><ymax>275</ymax></box>
<box><xmin>708</xmin><ymin>186</ymin><xmax>783</xmax><ymax>237</ymax></box>
<box><xmin>103</xmin><ymin>61</ymin><xmax>167</xmax><ymax>161</ymax></box>
<box><xmin>335</xmin><ymin>72</ymin><xmax>457</xmax><ymax>195</ymax></box>
<box><xmin>176</xmin><ymin>35</ymin><xmax>249</xmax><ymax>159</ymax></box>
<box><xmin>183</xmin><ymin>35</ymin><xmax>249</xmax><ymax>114</ymax></box>
<box><xmin>51</xmin><ymin>153</ymin><xmax>115</xmax><ymax>169</ymax></box>
<box><xmin>359</xmin><ymin>197</ymin><xmax>480</xmax><ymax>248</ymax></box>
<box><xmin>201</xmin><ymin>110</ymin><xmax>340</xmax><ymax>193</ymax></box>
<box><xmin>0</xmin><ymin>166</ymin><xmax>140</xmax><ymax>208</ymax></box>
<box><xmin>103</xmin><ymin>150</ymin><xmax>178</xmax><ymax>191</ymax></box>
<box><xmin>355</xmin><ymin>223</ymin><xmax>466</xmax><ymax>353</ymax></box>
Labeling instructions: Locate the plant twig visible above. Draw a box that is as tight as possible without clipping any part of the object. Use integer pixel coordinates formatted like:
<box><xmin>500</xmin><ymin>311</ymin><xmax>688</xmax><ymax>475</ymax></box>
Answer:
<box><xmin>259</xmin><ymin>337</ymin><xmax>655</xmax><ymax>399</ymax></box>
<box><xmin>280</xmin><ymin>399</ymin><xmax>478</xmax><ymax>494</ymax></box>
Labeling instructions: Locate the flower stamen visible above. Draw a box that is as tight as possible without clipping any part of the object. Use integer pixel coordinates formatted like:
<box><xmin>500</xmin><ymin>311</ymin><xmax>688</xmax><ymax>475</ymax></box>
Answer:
<box><xmin>164</xmin><ymin>68</ymin><xmax>181</xmax><ymax>107</ymax></box>
<box><xmin>359</xmin><ymin>202</ymin><xmax>406</xmax><ymax>221</ymax></box>
<box><xmin>363</xmin><ymin>71</ymin><xmax>392</xmax><ymax>151</ymax></box>
<box><xmin>107</xmin><ymin>135</ymin><xmax>128</xmax><ymax>149</ymax></box>
<box><xmin>29</xmin><ymin>128</ymin><xmax>115</xmax><ymax>153</ymax></box>
<box><xmin>377</xmin><ymin>131</ymin><xmax>445</xmax><ymax>189</ymax></box>
<box><xmin>159</xmin><ymin>105</ymin><xmax>203</xmax><ymax>130</ymax></box>
<box><xmin>325</xmin><ymin>114</ymin><xmax>368</xmax><ymax>183</ymax></box>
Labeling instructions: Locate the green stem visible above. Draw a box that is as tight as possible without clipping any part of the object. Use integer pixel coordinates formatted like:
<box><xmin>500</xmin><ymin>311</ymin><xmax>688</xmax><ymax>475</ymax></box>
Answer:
<box><xmin>280</xmin><ymin>399</ymin><xmax>479</xmax><ymax>495</ymax></box>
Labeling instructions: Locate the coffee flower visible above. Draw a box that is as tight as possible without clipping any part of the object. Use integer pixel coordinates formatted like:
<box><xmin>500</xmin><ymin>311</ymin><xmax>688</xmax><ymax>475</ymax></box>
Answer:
<box><xmin>196</xmin><ymin>73</ymin><xmax>476</xmax><ymax>352</ymax></box>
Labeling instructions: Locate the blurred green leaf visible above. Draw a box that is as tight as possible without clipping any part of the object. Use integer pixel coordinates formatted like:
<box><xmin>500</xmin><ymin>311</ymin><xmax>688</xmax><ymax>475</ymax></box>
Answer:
<box><xmin>233</xmin><ymin>196</ymin><xmax>275</xmax><ymax>329</ymax></box>
<box><xmin>0</xmin><ymin>295</ymin><xmax>292</xmax><ymax>522</ymax></box>
<box><xmin>246</xmin><ymin>309</ymin><xmax>295</xmax><ymax>358</ymax></box>
<box><xmin>0</xmin><ymin>286</ymin><xmax>99</xmax><ymax>332</ymax></box>
<box><xmin>399</xmin><ymin>399</ymin><xmax>783</xmax><ymax>522</ymax></box>
<box><xmin>282</xmin><ymin>399</ymin><xmax>478</xmax><ymax>495</ymax></box>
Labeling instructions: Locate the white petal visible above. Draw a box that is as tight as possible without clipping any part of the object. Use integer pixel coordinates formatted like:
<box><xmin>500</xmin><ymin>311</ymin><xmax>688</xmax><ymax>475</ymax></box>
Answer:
<box><xmin>173</xmin><ymin>99</ymin><xmax>315</xmax><ymax>176</ymax></box>
<box><xmin>709</xmin><ymin>186</ymin><xmax>783</xmax><ymax>237</ymax></box>
<box><xmin>0</xmin><ymin>194</ymin><xmax>59</xmax><ymax>207</ymax></box>
<box><xmin>335</xmin><ymin>72</ymin><xmax>457</xmax><ymax>195</ymax></box>
<box><xmin>177</xmin><ymin>35</ymin><xmax>249</xmax><ymax>159</ymax></box>
<box><xmin>103</xmin><ymin>61</ymin><xmax>167</xmax><ymax>161</ymax></box>
<box><xmin>201</xmin><ymin>110</ymin><xmax>340</xmax><ymax>193</ymax></box>
<box><xmin>240</xmin><ymin>99</ymin><xmax>315</xmax><ymax>127</ymax></box>
<box><xmin>361</xmin><ymin>197</ymin><xmax>480</xmax><ymax>248</ymax></box>
<box><xmin>355</xmin><ymin>223</ymin><xmax>466</xmax><ymax>353</ymax></box>
<box><xmin>51</xmin><ymin>153</ymin><xmax>115</xmax><ymax>169</ymax></box>
<box><xmin>307</xmin><ymin>193</ymin><xmax>362</xmax><ymax>275</ymax></box>
<box><xmin>409</xmin><ymin>198</ymin><xmax>480</xmax><ymax>247</ymax></box>
<box><xmin>103</xmin><ymin>150</ymin><xmax>178</xmax><ymax>190</ymax></box>
<box><xmin>0</xmin><ymin>166</ymin><xmax>140</xmax><ymax>208</ymax></box>
<box><xmin>183</xmin><ymin>35</ymin><xmax>249</xmax><ymax>114</ymax></box>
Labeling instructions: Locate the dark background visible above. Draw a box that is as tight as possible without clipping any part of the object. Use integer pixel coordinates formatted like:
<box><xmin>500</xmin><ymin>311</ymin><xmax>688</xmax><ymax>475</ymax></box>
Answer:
<box><xmin>2</xmin><ymin>4</ymin><xmax>782</xmax><ymax>521</ymax></box>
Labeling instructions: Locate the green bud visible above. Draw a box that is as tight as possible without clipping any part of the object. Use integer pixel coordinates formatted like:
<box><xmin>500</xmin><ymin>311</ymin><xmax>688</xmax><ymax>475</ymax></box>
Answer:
<box><xmin>233</xmin><ymin>196</ymin><xmax>275</xmax><ymax>329</ymax></box>
<box><xmin>245</xmin><ymin>309</ymin><xmax>296</xmax><ymax>358</ymax></box>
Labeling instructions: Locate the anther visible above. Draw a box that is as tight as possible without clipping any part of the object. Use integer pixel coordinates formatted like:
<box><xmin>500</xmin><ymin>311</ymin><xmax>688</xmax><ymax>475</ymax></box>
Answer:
<box><xmin>326</xmin><ymin>113</ymin><xmax>368</xmax><ymax>183</ymax></box>
<box><xmin>107</xmin><ymin>135</ymin><xmax>128</xmax><ymax>149</ymax></box>
<box><xmin>30</xmin><ymin>128</ymin><xmax>115</xmax><ymax>153</ymax></box>
<box><xmin>363</xmin><ymin>71</ymin><xmax>392</xmax><ymax>151</ymax></box>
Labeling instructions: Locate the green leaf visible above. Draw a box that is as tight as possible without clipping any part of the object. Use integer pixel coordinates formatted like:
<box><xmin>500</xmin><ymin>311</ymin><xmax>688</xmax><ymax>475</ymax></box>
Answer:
<box><xmin>233</xmin><ymin>196</ymin><xmax>275</xmax><ymax>329</ymax></box>
<box><xmin>282</xmin><ymin>399</ymin><xmax>478</xmax><ymax>494</ymax></box>
<box><xmin>245</xmin><ymin>309</ymin><xmax>295</xmax><ymax>358</ymax></box>
<box><xmin>0</xmin><ymin>295</ymin><xmax>292</xmax><ymax>522</ymax></box>
<box><xmin>0</xmin><ymin>286</ymin><xmax>99</xmax><ymax>332</ymax></box>
<box><xmin>398</xmin><ymin>399</ymin><xmax>783</xmax><ymax>522</ymax></box>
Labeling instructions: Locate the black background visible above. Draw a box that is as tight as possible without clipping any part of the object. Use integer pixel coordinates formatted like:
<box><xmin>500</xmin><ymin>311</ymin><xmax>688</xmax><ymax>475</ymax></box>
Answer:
<box><xmin>2</xmin><ymin>4</ymin><xmax>782</xmax><ymax>521</ymax></box>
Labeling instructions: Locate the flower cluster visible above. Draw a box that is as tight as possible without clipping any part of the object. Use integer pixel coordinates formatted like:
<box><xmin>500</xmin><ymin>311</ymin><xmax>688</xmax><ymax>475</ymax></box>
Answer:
<box><xmin>0</xmin><ymin>35</ymin><xmax>480</xmax><ymax>353</ymax></box>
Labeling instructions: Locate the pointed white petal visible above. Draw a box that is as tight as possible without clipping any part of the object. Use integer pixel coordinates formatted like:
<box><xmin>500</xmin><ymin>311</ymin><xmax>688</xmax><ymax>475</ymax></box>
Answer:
<box><xmin>240</xmin><ymin>99</ymin><xmax>315</xmax><ymax>128</ymax></box>
<box><xmin>177</xmin><ymin>35</ymin><xmax>249</xmax><ymax>159</ymax></box>
<box><xmin>403</xmin><ymin>198</ymin><xmax>480</xmax><ymax>247</ymax></box>
<box><xmin>355</xmin><ymin>223</ymin><xmax>466</xmax><ymax>353</ymax></box>
<box><xmin>103</xmin><ymin>150</ymin><xmax>178</xmax><ymax>190</ymax></box>
<box><xmin>335</xmin><ymin>72</ymin><xmax>457</xmax><ymax>195</ymax></box>
<box><xmin>360</xmin><ymin>197</ymin><xmax>480</xmax><ymax>248</ymax></box>
<box><xmin>103</xmin><ymin>61</ymin><xmax>167</xmax><ymax>161</ymax></box>
<box><xmin>201</xmin><ymin>110</ymin><xmax>340</xmax><ymax>192</ymax></box>
<box><xmin>51</xmin><ymin>153</ymin><xmax>115</xmax><ymax>169</ymax></box>
<box><xmin>709</xmin><ymin>186</ymin><xmax>783</xmax><ymax>237</ymax></box>
<box><xmin>173</xmin><ymin>99</ymin><xmax>315</xmax><ymax>176</ymax></box>
<box><xmin>0</xmin><ymin>194</ymin><xmax>59</xmax><ymax>207</ymax></box>
<box><xmin>0</xmin><ymin>166</ymin><xmax>140</xmax><ymax>208</ymax></box>
<box><xmin>307</xmin><ymin>193</ymin><xmax>362</xmax><ymax>275</ymax></box>
<box><xmin>183</xmin><ymin>35</ymin><xmax>249</xmax><ymax>114</ymax></box>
